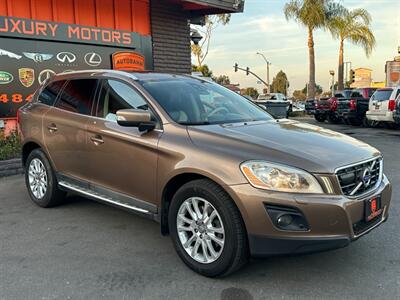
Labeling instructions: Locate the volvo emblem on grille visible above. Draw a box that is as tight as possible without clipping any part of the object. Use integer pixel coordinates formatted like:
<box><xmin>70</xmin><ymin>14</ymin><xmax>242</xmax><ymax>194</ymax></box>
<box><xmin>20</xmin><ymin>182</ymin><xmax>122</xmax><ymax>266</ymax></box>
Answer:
<box><xmin>362</xmin><ymin>167</ymin><xmax>372</xmax><ymax>186</ymax></box>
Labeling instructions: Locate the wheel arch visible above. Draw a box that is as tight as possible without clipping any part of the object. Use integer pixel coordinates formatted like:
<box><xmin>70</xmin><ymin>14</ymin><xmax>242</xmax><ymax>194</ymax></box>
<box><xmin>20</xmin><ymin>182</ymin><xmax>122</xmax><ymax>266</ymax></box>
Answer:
<box><xmin>22</xmin><ymin>141</ymin><xmax>42</xmax><ymax>167</ymax></box>
<box><xmin>159</xmin><ymin>172</ymin><xmax>247</xmax><ymax>236</ymax></box>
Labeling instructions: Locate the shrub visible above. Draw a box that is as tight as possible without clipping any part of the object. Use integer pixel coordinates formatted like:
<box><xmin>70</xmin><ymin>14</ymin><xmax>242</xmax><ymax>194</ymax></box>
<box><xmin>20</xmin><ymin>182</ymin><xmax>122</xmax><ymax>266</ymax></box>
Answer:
<box><xmin>0</xmin><ymin>131</ymin><xmax>21</xmax><ymax>160</ymax></box>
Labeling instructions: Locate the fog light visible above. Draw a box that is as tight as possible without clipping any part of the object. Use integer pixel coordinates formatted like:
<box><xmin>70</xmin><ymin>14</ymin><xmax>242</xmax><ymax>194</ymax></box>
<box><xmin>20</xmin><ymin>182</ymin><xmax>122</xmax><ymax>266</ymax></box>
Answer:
<box><xmin>264</xmin><ymin>204</ymin><xmax>309</xmax><ymax>231</ymax></box>
<box><xmin>277</xmin><ymin>214</ymin><xmax>293</xmax><ymax>227</ymax></box>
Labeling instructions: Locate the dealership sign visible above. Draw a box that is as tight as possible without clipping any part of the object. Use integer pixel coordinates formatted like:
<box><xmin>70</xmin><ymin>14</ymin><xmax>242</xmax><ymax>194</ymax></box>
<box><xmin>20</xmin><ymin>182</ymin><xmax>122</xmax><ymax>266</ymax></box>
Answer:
<box><xmin>112</xmin><ymin>52</ymin><xmax>145</xmax><ymax>71</ymax></box>
<box><xmin>0</xmin><ymin>16</ymin><xmax>139</xmax><ymax>49</ymax></box>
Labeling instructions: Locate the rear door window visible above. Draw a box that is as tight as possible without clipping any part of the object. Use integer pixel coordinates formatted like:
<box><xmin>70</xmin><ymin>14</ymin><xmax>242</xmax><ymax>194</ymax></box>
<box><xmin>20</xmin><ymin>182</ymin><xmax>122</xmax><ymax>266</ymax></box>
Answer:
<box><xmin>371</xmin><ymin>89</ymin><xmax>393</xmax><ymax>101</ymax></box>
<box><xmin>38</xmin><ymin>80</ymin><xmax>66</xmax><ymax>106</ymax></box>
<box><xmin>55</xmin><ymin>79</ymin><xmax>98</xmax><ymax>115</ymax></box>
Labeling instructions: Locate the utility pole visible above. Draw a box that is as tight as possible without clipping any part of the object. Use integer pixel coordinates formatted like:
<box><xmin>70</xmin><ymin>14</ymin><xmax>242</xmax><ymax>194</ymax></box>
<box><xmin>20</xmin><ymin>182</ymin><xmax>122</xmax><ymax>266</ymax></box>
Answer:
<box><xmin>256</xmin><ymin>52</ymin><xmax>271</xmax><ymax>93</ymax></box>
<box><xmin>329</xmin><ymin>70</ymin><xmax>335</xmax><ymax>97</ymax></box>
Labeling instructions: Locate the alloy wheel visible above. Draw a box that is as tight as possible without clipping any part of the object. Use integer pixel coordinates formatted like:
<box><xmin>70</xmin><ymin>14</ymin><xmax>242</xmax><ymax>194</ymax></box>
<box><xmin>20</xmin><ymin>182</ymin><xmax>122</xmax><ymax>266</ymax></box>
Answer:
<box><xmin>176</xmin><ymin>197</ymin><xmax>225</xmax><ymax>264</ymax></box>
<box><xmin>28</xmin><ymin>158</ymin><xmax>48</xmax><ymax>199</ymax></box>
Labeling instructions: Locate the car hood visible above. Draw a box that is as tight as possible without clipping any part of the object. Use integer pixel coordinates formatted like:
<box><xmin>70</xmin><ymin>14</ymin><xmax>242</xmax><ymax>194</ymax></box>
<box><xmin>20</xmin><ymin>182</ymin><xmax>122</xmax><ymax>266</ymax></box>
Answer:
<box><xmin>187</xmin><ymin>119</ymin><xmax>380</xmax><ymax>174</ymax></box>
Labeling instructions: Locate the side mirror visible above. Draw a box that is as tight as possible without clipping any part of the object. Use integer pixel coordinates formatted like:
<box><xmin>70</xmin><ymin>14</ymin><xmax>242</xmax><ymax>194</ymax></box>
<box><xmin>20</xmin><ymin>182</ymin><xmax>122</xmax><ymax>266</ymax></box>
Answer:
<box><xmin>116</xmin><ymin>109</ymin><xmax>156</xmax><ymax>132</ymax></box>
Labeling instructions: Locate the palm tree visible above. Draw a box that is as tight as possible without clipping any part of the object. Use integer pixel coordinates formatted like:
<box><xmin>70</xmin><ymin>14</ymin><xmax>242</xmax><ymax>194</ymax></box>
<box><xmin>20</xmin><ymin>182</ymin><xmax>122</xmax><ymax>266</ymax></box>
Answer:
<box><xmin>284</xmin><ymin>0</ymin><xmax>339</xmax><ymax>99</ymax></box>
<box><xmin>328</xmin><ymin>7</ymin><xmax>375</xmax><ymax>90</ymax></box>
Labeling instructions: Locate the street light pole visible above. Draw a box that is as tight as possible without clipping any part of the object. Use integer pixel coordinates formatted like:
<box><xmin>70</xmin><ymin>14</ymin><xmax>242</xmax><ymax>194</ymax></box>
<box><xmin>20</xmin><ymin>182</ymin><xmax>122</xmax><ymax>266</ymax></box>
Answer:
<box><xmin>256</xmin><ymin>52</ymin><xmax>271</xmax><ymax>93</ymax></box>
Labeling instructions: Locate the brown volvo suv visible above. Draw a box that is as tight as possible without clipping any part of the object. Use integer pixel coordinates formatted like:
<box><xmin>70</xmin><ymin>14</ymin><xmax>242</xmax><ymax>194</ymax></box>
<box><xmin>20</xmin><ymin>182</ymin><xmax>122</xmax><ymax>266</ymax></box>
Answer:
<box><xmin>18</xmin><ymin>70</ymin><xmax>392</xmax><ymax>277</ymax></box>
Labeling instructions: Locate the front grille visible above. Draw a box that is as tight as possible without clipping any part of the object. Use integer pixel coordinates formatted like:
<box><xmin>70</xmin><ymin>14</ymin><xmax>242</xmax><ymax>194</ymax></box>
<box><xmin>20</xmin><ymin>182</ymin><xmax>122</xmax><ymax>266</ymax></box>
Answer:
<box><xmin>336</xmin><ymin>157</ymin><xmax>382</xmax><ymax>197</ymax></box>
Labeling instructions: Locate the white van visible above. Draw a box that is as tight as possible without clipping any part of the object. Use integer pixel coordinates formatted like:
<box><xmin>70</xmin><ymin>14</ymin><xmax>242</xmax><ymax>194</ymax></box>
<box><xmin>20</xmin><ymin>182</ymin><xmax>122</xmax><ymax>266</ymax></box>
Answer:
<box><xmin>366</xmin><ymin>87</ymin><xmax>400</xmax><ymax>123</ymax></box>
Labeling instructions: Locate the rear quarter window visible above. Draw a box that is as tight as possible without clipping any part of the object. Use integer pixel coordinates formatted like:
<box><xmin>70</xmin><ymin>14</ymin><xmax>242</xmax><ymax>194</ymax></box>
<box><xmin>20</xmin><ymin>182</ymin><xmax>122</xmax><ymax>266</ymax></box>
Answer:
<box><xmin>38</xmin><ymin>80</ymin><xmax>66</xmax><ymax>106</ymax></box>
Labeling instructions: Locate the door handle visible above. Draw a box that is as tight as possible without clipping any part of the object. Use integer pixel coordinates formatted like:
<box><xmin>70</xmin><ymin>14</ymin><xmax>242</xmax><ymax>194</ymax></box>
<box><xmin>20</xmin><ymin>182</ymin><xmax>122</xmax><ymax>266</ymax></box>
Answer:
<box><xmin>90</xmin><ymin>135</ymin><xmax>104</xmax><ymax>145</ymax></box>
<box><xmin>47</xmin><ymin>123</ymin><xmax>58</xmax><ymax>133</ymax></box>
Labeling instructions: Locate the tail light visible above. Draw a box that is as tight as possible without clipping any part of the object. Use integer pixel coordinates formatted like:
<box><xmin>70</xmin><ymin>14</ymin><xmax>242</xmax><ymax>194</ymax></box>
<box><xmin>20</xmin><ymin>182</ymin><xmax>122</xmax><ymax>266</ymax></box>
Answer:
<box><xmin>349</xmin><ymin>99</ymin><xmax>356</xmax><ymax>110</ymax></box>
<box><xmin>330</xmin><ymin>98</ymin><xmax>338</xmax><ymax>111</ymax></box>
<box><xmin>388</xmin><ymin>99</ymin><xmax>396</xmax><ymax>111</ymax></box>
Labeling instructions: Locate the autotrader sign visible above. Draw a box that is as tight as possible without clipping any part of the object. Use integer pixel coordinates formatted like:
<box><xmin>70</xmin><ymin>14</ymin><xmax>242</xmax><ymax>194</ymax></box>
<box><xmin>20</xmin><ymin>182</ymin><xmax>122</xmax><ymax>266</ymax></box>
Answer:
<box><xmin>0</xmin><ymin>16</ymin><xmax>140</xmax><ymax>49</ymax></box>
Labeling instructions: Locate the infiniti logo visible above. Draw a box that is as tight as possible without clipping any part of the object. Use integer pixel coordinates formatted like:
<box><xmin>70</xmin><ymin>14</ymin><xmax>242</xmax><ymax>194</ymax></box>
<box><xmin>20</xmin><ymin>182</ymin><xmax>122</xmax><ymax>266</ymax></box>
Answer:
<box><xmin>362</xmin><ymin>167</ymin><xmax>372</xmax><ymax>187</ymax></box>
<box><xmin>56</xmin><ymin>52</ymin><xmax>76</xmax><ymax>63</ymax></box>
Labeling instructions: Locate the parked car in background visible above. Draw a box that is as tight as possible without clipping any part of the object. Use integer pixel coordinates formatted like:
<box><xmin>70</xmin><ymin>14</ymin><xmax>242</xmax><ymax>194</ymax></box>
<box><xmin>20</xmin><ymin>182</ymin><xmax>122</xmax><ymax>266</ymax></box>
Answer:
<box><xmin>393</xmin><ymin>93</ymin><xmax>400</xmax><ymax>125</ymax></box>
<box><xmin>18</xmin><ymin>70</ymin><xmax>392</xmax><ymax>277</ymax></box>
<box><xmin>337</xmin><ymin>88</ymin><xmax>377</xmax><ymax>126</ymax></box>
<box><xmin>255</xmin><ymin>93</ymin><xmax>290</xmax><ymax>119</ymax></box>
<box><xmin>305</xmin><ymin>99</ymin><xmax>317</xmax><ymax>115</ymax></box>
<box><xmin>366</xmin><ymin>87</ymin><xmax>400</xmax><ymax>127</ymax></box>
<box><xmin>314</xmin><ymin>90</ymin><xmax>352</xmax><ymax>124</ymax></box>
<box><xmin>291</xmin><ymin>101</ymin><xmax>305</xmax><ymax>112</ymax></box>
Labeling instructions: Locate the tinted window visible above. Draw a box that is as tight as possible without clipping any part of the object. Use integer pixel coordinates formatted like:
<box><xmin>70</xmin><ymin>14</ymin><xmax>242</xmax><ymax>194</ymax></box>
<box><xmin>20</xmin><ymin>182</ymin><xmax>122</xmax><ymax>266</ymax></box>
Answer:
<box><xmin>367</xmin><ymin>88</ymin><xmax>377</xmax><ymax>97</ymax></box>
<box><xmin>350</xmin><ymin>90</ymin><xmax>362</xmax><ymax>98</ymax></box>
<box><xmin>140</xmin><ymin>77</ymin><xmax>273</xmax><ymax>125</ymax></box>
<box><xmin>38</xmin><ymin>80</ymin><xmax>66</xmax><ymax>106</ymax></box>
<box><xmin>55</xmin><ymin>79</ymin><xmax>98</xmax><ymax>115</ymax></box>
<box><xmin>96</xmin><ymin>79</ymin><xmax>149</xmax><ymax>121</ymax></box>
<box><xmin>371</xmin><ymin>89</ymin><xmax>393</xmax><ymax>101</ymax></box>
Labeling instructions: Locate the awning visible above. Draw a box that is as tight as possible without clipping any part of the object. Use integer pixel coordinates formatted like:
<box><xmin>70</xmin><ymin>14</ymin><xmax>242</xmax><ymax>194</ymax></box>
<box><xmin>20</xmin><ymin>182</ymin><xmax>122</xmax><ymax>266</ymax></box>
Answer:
<box><xmin>169</xmin><ymin>0</ymin><xmax>244</xmax><ymax>14</ymax></box>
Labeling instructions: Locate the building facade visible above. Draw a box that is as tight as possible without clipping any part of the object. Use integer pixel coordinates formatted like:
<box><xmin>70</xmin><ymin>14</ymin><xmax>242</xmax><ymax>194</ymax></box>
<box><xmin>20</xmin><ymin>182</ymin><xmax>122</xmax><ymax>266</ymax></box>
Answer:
<box><xmin>0</xmin><ymin>0</ymin><xmax>244</xmax><ymax>131</ymax></box>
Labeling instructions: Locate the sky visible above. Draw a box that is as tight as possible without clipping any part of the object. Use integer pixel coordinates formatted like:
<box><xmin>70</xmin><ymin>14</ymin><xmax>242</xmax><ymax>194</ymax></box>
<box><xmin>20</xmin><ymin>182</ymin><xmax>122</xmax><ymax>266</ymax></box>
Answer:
<box><xmin>191</xmin><ymin>0</ymin><xmax>400</xmax><ymax>94</ymax></box>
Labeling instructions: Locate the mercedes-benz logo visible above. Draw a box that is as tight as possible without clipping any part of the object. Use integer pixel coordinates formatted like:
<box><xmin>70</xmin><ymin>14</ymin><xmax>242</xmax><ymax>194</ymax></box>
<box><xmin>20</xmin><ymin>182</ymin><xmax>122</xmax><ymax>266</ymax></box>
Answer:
<box><xmin>362</xmin><ymin>167</ymin><xmax>372</xmax><ymax>187</ymax></box>
<box><xmin>38</xmin><ymin>69</ymin><xmax>56</xmax><ymax>85</ymax></box>
<box><xmin>56</xmin><ymin>52</ymin><xmax>76</xmax><ymax>63</ymax></box>
<box><xmin>84</xmin><ymin>52</ymin><xmax>102</xmax><ymax>67</ymax></box>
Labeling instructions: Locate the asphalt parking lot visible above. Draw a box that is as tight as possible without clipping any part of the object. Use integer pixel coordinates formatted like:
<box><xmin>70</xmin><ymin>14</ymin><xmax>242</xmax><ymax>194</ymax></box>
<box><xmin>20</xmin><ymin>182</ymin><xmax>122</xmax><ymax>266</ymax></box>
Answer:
<box><xmin>1</xmin><ymin>118</ymin><xmax>399</xmax><ymax>300</ymax></box>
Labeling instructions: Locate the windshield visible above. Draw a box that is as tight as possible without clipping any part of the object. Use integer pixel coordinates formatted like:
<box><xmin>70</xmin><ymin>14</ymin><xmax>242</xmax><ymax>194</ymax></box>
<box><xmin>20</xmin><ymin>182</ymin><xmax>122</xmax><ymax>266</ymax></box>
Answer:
<box><xmin>139</xmin><ymin>77</ymin><xmax>273</xmax><ymax>125</ymax></box>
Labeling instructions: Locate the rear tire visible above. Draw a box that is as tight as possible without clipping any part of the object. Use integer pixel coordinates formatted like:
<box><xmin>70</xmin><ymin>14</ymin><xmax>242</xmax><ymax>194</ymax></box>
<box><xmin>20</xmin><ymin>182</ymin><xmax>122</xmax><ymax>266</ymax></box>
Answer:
<box><xmin>169</xmin><ymin>179</ymin><xmax>248</xmax><ymax>277</ymax></box>
<box><xmin>327</xmin><ymin>114</ymin><xmax>341</xmax><ymax>124</ymax></box>
<box><xmin>25</xmin><ymin>149</ymin><xmax>66</xmax><ymax>208</ymax></box>
<box><xmin>314</xmin><ymin>114</ymin><xmax>326</xmax><ymax>123</ymax></box>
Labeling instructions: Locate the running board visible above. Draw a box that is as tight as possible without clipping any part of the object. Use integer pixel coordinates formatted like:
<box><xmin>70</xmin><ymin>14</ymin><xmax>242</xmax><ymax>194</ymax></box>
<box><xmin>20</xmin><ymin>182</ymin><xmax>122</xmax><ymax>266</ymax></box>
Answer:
<box><xmin>58</xmin><ymin>181</ymin><xmax>151</xmax><ymax>215</ymax></box>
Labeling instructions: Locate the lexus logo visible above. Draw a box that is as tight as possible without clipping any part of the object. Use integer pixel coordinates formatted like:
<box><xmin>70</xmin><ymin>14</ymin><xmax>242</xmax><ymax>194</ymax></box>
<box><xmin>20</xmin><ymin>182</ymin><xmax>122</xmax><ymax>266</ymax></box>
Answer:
<box><xmin>362</xmin><ymin>167</ymin><xmax>372</xmax><ymax>187</ymax></box>
<box><xmin>38</xmin><ymin>69</ymin><xmax>56</xmax><ymax>85</ymax></box>
<box><xmin>56</xmin><ymin>52</ymin><xmax>76</xmax><ymax>63</ymax></box>
<box><xmin>84</xmin><ymin>52</ymin><xmax>102</xmax><ymax>67</ymax></box>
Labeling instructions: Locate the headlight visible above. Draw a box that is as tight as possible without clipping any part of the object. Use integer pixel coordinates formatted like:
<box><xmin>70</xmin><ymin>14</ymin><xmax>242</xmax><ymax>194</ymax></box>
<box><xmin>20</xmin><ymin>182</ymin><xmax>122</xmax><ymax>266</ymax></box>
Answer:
<box><xmin>240</xmin><ymin>161</ymin><xmax>323</xmax><ymax>193</ymax></box>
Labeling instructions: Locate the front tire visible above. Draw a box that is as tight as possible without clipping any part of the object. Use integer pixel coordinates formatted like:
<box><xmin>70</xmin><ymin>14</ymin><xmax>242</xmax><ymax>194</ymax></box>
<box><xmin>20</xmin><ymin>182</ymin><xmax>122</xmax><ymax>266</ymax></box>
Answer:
<box><xmin>25</xmin><ymin>149</ymin><xmax>66</xmax><ymax>208</ymax></box>
<box><xmin>169</xmin><ymin>179</ymin><xmax>248</xmax><ymax>277</ymax></box>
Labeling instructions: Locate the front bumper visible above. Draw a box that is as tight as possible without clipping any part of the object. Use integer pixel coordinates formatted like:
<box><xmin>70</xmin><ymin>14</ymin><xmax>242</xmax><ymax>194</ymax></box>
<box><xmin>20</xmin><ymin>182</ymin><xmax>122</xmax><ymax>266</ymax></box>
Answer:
<box><xmin>226</xmin><ymin>175</ymin><xmax>392</xmax><ymax>257</ymax></box>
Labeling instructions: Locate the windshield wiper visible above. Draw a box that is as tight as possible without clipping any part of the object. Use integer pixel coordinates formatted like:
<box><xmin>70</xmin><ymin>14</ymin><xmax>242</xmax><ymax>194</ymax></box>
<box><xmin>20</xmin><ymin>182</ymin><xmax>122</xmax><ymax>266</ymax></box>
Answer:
<box><xmin>179</xmin><ymin>121</ymin><xmax>211</xmax><ymax>126</ymax></box>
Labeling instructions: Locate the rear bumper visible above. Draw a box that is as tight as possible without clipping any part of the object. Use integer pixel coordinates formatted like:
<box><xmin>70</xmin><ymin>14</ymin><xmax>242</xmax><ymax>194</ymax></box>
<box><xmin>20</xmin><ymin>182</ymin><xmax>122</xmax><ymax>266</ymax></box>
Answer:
<box><xmin>367</xmin><ymin>111</ymin><xmax>395</xmax><ymax>122</ymax></box>
<box><xmin>338</xmin><ymin>109</ymin><xmax>357</xmax><ymax>120</ymax></box>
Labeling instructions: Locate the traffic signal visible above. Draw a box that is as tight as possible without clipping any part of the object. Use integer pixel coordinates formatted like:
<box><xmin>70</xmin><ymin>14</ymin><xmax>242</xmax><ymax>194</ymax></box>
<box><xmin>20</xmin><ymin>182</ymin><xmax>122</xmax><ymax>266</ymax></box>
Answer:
<box><xmin>234</xmin><ymin>63</ymin><xmax>238</xmax><ymax>72</ymax></box>
<box><xmin>350</xmin><ymin>69</ymin><xmax>355</xmax><ymax>83</ymax></box>
<box><xmin>246</xmin><ymin>67</ymin><xmax>250</xmax><ymax>76</ymax></box>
